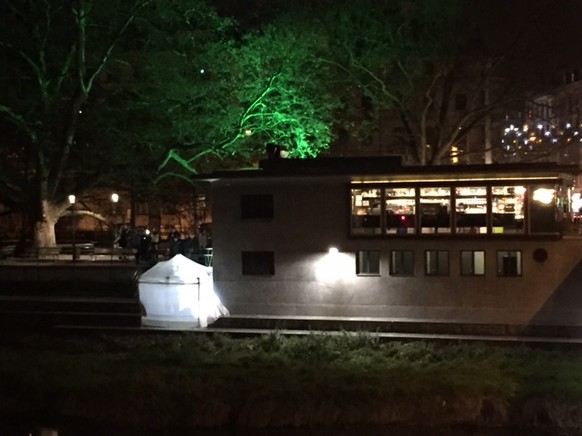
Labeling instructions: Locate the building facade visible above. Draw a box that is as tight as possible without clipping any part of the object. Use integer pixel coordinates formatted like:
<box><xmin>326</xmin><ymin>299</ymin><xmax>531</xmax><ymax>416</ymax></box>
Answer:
<box><xmin>205</xmin><ymin>157</ymin><xmax>582</xmax><ymax>327</ymax></box>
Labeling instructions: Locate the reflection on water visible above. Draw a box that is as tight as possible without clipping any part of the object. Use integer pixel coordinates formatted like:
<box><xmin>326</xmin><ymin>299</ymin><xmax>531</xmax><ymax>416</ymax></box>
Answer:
<box><xmin>3</xmin><ymin>424</ymin><xmax>573</xmax><ymax>436</ymax></box>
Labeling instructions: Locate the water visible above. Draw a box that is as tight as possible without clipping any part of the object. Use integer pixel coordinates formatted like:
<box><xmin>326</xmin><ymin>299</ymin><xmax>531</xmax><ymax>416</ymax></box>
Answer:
<box><xmin>4</xmin><ymin>424</ymin><xmax>577</xmax><ymax>436</ymax></box>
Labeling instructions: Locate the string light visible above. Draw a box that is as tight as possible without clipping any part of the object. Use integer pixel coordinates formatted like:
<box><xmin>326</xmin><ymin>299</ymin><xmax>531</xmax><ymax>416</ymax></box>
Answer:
<box><xmin>501</xmin><ymin>115</ymin><xmax>579</xmax><ymax>161</ymax></box>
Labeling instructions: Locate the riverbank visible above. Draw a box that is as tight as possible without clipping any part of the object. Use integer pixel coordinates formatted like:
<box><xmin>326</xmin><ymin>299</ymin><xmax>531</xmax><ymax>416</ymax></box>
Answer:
<box><xmin>2</xmin><ymin>332</ymin><xmax>582</xmax><ymax>434</ymax></box>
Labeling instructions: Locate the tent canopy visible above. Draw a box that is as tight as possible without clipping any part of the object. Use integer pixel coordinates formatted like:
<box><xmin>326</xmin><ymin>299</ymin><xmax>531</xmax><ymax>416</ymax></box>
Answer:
<box><xmin>138</xmin><ymin>254</ymin><xmax>211</xmax><ymax>285</ymax></box>
<box><xmin>138</xmin><ymin>254</ymin><xmax>229</xmax><ymax>329</ymax></box>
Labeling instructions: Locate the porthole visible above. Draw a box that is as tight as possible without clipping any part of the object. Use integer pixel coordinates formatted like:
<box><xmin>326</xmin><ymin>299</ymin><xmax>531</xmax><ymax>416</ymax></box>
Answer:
<box><xmin>533</xmin><ymin>248</ymin><xmax>548</xmax><ymax>263</ymax></box>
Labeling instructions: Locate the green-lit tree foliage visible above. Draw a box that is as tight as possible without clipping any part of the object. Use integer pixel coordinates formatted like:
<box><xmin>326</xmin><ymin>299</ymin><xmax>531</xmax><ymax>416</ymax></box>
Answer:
<box><xmin>0</xmin><ymin>0</ymin><xmax>341</xmax><ymax>246</ymax></box>
<box><xmin>142</xmin><ymin>4</ymin><xmax>340</xmax><ymax>178</ymax></box>
<box><xmin>0</xmin><ymin>0</ymin><xmax>152</xmax><ymax>247</ymax></box>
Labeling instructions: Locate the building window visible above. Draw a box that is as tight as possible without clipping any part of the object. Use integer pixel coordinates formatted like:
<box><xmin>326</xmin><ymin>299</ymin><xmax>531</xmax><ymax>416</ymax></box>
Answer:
<box><xmin>461</xmin><ymin>250</ymin><xmax>485</xmax><ymax>276</ymax></box>
<box><xmin>455</xmin><ymin>186</ymin><xmax>487</xmax><ymax>234</ymax></box>
<box><xmin>242</xmin><ymin>251</ymin><xmax>274</xmax><ymax>275</ymax></box>
<box><xmin>491</xmin><ymin>186</ymin><xmax>525</xmax><ymax>234</ymax></box>
<box><xmin>241</xmin><ymin>194</ymin><xmax>274</xmax><ymax>219</ymax></box>
<box><xmin>351</xmin><ymin>188</ymin><xmax>382</xmax><ymax>235</ymax></box>
<box><xmin>497</xmin><ymin>251</ymin><xmax>522</xmax><ymax>277</ymax></box>
<box><xmin>385</xmin><ymin>187</ymin><xmax>416</xmax><ymax>234</ymax></box>
<box><xmin>390</xmin><ymin>250</ymin><xmax>414</xmax><ymax>276</ymax></box>
<box><xmin>529</xmin><ymin>185</ymin><xmax>559</xmax><ymax>233</ymax></box>
<box><xmin>420</xmin><ymin>187</ymin><xmax>451</xmax><ymax>234</ymax></box>
<box><xmin>425</xmin><ymin>250</ymin><xmax>449</xmax><ymax>276</ymax></box>
<box><xmin>356</xmin><ymin>250</ymin><xmax>380</xmax><ymax>275</ymax></box>
<box><xmin>350</xmin><ymin>180</ymin><xmax>567</xmax><ymax>237</ymax></box>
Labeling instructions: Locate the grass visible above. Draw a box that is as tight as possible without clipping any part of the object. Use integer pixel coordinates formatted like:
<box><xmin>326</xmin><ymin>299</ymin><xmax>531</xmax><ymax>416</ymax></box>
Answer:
<box><xmin>2</xmin><ymin>331</ymin><xmax>582</xmax><ymax>431</ymax></box>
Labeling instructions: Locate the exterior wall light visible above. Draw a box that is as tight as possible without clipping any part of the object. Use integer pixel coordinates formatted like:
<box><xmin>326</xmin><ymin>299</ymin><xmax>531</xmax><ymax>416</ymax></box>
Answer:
<box><xmin>111</xmin><ymin>193</ymin><xmax>119</xmax><ymax>203</ymax></box>
<box><xmin>316</xmin><ymin>248</ymin><xmax>354</xmax><ymax>284</ymax></box>
<box><xmin>68</xmin><ymin>194</ymin><xmax>76</xmax><ymax>205</ymax></box>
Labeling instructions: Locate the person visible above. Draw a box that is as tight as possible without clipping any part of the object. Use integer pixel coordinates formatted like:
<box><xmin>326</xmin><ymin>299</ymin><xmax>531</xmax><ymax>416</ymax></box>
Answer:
<box><xmin>199</xmin><ymin>229</ymin><xmax>207</xmax><ymax>249</ymax></box>
<box><xmin>180</xmin><ymin>234</ymin><xmax>195</xmax><ymax>258</ymax></box>
<box><xmin>113</xmin><ymin>227</ymin><xmax>121</xmax><ymax>249</ymax></box>
<box><xmin>137</xmin><ymin>230</ymin><xmax>152</xmax><ymax>264</ymax></box>
<box><xmin>132</xmin><ymin>228</ymin><xmax>142</xmax><ymax>264</ymax></box>
<box><xmin>150</xmin><ymin>229</ymin><xmax>160</xmax><ymax>260</ymax></box>
<box><xmin>117</xmin><ymin>225</ymin><xmax>130</xmax><ymax>249</ymax></box>
<box><xmin>169</xmin><ymin>228</ymin><xmax>181</xmax><ymax>258</ymax></box>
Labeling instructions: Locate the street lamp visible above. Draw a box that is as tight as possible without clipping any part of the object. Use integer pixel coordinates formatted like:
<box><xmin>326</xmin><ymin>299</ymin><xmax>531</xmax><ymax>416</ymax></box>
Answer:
<box><xmin>68</xmin><ymin>194</ymin><xmax>77</xmax><ymax>261</ymax></box>
<box><xmin>111</xmin><ymin>193</ymin><xmax>119</xmax><ymax>250</ymax></box>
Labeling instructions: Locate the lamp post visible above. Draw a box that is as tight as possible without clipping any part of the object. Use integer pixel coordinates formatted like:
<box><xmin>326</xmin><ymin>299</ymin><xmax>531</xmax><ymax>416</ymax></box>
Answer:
<box><xmin>111</xmin><ymin>193</ymin><xmax>119</xmax><ymax>249</ymax></box>
<box><xmin>68</xmin><ymin>194</ymin><xmax>77</xmax><ymax>261</ymax></box>
<box><xmin>111</xmin><ymin>192</ymin><xmax>119</xmax><ymax>208</ymax></box>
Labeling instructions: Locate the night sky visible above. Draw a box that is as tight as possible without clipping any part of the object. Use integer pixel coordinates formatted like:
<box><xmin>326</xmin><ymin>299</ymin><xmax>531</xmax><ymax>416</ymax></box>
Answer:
<box><xmin>470</xmin><ymin>0</ymin><xmax>582</xmax><ymax>75</ymax></box>
<box><xmin>216</xmin><ymin>0</ymin><xmax>582</xmax><ymax>84</ymax></box>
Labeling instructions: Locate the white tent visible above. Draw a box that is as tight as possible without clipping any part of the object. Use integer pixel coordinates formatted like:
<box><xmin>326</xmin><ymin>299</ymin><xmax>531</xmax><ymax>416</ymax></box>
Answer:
<box><xmin>138</xmin><ymin>254</ymin><xmax>229</xmax><ymax>329</ymax></box>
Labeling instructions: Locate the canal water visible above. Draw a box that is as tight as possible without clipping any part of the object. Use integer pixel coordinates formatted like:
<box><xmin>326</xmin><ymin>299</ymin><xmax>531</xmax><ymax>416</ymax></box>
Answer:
<box><xmin>4</xmin><ymin>424</ymin><xmax>577</xmax><ymax>436</ymax></box>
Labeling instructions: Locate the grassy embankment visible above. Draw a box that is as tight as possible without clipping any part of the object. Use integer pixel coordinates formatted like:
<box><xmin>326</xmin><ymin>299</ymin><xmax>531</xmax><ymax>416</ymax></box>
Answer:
<box><xmin>1</xmin><ymin>331</ymin><xmax>582</xmax><ymax>432</ymax></box>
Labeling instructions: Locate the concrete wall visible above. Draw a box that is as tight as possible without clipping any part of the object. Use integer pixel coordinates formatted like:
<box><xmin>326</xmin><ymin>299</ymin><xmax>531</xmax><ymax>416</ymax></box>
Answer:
<box><xmin>0</xmin><ymin>264</ymin><xmax>144</xmax><ymax>284</ymax></box>
<box><xmin>211</xmin><ymin>177</ymin><xmax>582</xmax><ymax>326</ymax></box>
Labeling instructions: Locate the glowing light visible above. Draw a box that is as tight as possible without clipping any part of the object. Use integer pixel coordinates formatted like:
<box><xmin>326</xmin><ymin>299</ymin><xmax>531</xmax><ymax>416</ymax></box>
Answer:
<box><xmin>533</xmin><ymin>188</ymin><xmax>555</xmax><ymax>205</ymax></box>
<box><xmin>315</xmin><ymin>250</ymin><xmax>354</xmax><ymax>284</ymax></box>
<box><xmin>451</xmin><ymin>145</ymin><xmax>459</xmax><ymax>164</ymax></box>
<box><xmin>328</xmin><ymin>247</ymin><xmax>339</xmax><ymax>255</ymax></box>
<box><xmin>111</xmin><ymin>193</ymin><xmax>119</xmax><ymax>203</ymax></box>
<box><xmin>68</xmin><ymin>194</ymin><xmax>76</xmax><ymax>205</ymax></box>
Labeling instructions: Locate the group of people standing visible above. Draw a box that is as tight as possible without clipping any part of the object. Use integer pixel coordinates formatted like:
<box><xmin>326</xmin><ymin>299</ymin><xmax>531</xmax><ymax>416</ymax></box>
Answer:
<box><xmin>167</xmin><ymin>228</ymin><xmax>209</xmax><ymax>260</ymax></box>
<box><xmin>115</xmin><ymin>225</ymin><xmax>210</xmax><ymax>265</ymax></box>
<box><xmin>115</xmin><ymin>225</ymin><xmax>160</xmax><ymax>265</ymax></box>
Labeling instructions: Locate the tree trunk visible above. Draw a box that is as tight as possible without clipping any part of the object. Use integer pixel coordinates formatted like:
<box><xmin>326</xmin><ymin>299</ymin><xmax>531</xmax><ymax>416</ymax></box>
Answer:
<box><xmin>34</xmin><ymin>218</ymin><xmax>57</xmax><ymax>248</ymax></box>
<box><xmin>34</xmin><ymin>200</ymin><xmax>63</xmax><ymax>248</ymax></box>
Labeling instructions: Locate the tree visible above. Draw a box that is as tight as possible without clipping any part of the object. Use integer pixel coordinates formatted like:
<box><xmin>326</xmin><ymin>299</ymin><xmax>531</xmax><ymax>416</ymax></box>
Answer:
<box><xmin>322</xmin><ymin>0</ymin><xmax>534</xmax><ymax>165</ymax></box>
<box><xmin>146</xmin><ymin>9</ymin><xmax>341</xmax><ymax>178</ymax></box>
<box><xmin>0</xmin><ymin>0</ymin><xmax>153</xmax><ymax>247</ymax></box>
<box><xmin>0</xmin><ymin>0</ymin><xmax>340</xmax><ymax>247</ymax></box>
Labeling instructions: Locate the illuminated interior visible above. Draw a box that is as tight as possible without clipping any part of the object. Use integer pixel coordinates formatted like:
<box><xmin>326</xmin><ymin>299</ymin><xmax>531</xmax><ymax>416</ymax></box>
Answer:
<box><xmin>351</xmin><ymin>180</ymin><xmax>570</xmax><ymax>236</ymax></box>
